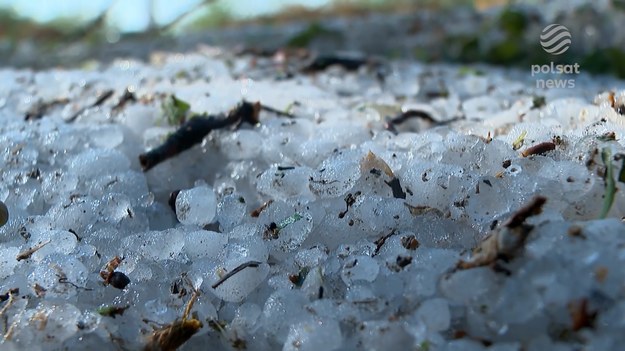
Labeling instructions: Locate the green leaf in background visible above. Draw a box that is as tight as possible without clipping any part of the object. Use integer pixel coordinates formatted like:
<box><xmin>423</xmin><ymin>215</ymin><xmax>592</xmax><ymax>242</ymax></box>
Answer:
<box><xmin>582</xmin><ymin>48</ymin><xmax>625</xmax><ymax>79</ymax></box>
<box><xmin>600</xmin><ymin>147</ymin><xmax>616</xmax><ymax>219</ymax></box>
<box><xmin>499</xmin><ymin>8</ymin><xmax>527</xmax><ymax>37</ymax></box>
<box><xmin>161</xmin><ymin>95</ymin><xmax>191</xmax><ymax>126</ymax></box>
<box><xmin>287</xmin><ymin>22</ymin><xmax>341</xmax><ymax>48</ymax></box>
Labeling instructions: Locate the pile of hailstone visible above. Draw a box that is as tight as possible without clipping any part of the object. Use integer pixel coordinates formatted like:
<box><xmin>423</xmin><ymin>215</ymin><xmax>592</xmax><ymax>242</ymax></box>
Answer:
<box><xmin>1</xmin><ymin>48</ymin><xmax>625</xmax><ymax>351</ymax></box>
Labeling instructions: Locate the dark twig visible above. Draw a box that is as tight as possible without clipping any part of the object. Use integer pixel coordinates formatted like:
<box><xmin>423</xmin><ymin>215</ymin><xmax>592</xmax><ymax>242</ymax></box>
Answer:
<box><xmin>372</xmin><ymin>230</ymin><xmax>396</xmax><ymax>257</ymax></box>
<box><xmin>24</xmin><ymin>98</ymin><xmax>70</xmax><ymax>121</ymax></box>
<box><xmin>260</xmin><ymin>104</ymin><xmax>295</xmax><ymax>118</ymax></box>
<box><xmin>384</xmin><ymin>109</ymin><xmax>458</xmax><ymax>134</ymax></box>
<box><xmin>302</xmin><ymin>55</ymin><xmax>371</xmax><ymax>73</ymax></box>
<box><xmin>385</xmin><ymin>177</ymin><xmax>407</xmax><ymax>199</ymax></box>
<box><xmin>66</xmin><ymin>89</ymin><xmax>114</xmax><ymax>123</ymax></box>
<box><xmin>521</xmin><ymin>142</ymin><xmax>556</xmax><ymax>157</ymax></box>
<box><xmin>139</xmin><ymin>101</ymin><xmax>260</xmax><ymax>172</ymax></box>
<box><xmin>504</xmin><ymin>196</ymin><xmax>547</xmax><ymax>228</ymax></box>
<box><xmin>211</xmin><ymin>261</ymin><xmax>262</xmax><ymax>289</ymax></box>
<box><xmin>16</xmin><ymin>240</ymin><xmax>50</xmax><ymax>261</ymax></box>
<box><xmin>112</xmin><ymin>88</ymin><xmax>137</xmax><ymax>112</ymax></box>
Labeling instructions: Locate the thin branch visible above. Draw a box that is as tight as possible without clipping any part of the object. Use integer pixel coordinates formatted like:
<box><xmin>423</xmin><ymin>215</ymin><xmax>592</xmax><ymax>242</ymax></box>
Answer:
<box><xmin>157</xmin><ymin>0</ymin><xmax>217</xmax><ymax>34</ymax></box>
<box><xmin>211</xmin><ymin>261</ymin><xmax>262</xmax><ymax>289</ymax></box>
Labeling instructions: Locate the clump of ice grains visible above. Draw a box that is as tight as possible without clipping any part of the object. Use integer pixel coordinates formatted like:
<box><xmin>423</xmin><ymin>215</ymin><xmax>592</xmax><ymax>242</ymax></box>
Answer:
<box><xmin>2</xmin><ymin>49</ymin><xmax>625</xmax><ymax>351</ymax></box>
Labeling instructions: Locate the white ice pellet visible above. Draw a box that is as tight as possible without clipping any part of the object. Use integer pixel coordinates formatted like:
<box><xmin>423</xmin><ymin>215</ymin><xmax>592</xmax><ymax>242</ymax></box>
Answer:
<box><xmin>283</xmin><ymin>318</ymin><xmax>343</xmax><ymax>351</ymax></box>
<box><xmin>88</xmin><ymin>125</ymin><xmax>124</xmax><ymax>149</ymax></box>
<box><xmin>210</xmin><ymin>260</ymin><xmax>269</xmax><ymax>303</ymax></box>
<box><xmin>462</xmin><ymin>95</ymin><xmax>502</xmax><ymax>120</ymax></box>
<box><xmin>30</xmin><ymin>230</ymin><xmax>78</xmax><ymax>261</ymax></box>
<box><xmin>175</xmin><ymin>185</ymin><xmax>217</xmax><ymax>226</ymax></box>
<box><xmin>231</xmin><ymin>302</ymin><xmax>262</xmax><ymax>331</ymax></box>
<box><xmin>120</xmin><ymin>105</ymin><xmax>158</xmax><ymax>136</ymax></box>
<box><xmin>183</xmin><ymin>230</ymin><xmax>227</xmax><ymax>260</ymax></box>
<box><xmin>215</xmin><ymin>194</ymin><xmax>247</xmax><ymax>232</ymax></box>
<box><xmin>272</xmin><ymin>212</ymin><xmax>313</xmax><ymax>253</ymax></box>
<box><xmin>261</xmin><ymin>289</ymin><xmax>309</xmax><ymax>341</ymax></box>
<box><xmin>440</xmin><ymin>267</ymin><xmax>499</xmax><ymax>304</ymax></box>
<box><xmin>341</xmin><ymin>255</ymin><xmax>379</xmax><ymax>286</ymax></box>
<box><xmin>125</xmin><ymin>228</ymin><xmax>185</xmax><ymax>261</ymax></box>
<box><xmin>0</xmin><ymin>246</ymin><xmax>20</xmax><ymax>279</ymax></box>
<box><xmin>68</xmin><ymin>148</ymin><xmax>131</xmax><ymax>179</ymax></box>
<box><xmin>41</xmin><ymin>171</ymin><xmax>78</xmax><ymax>204</ymax></box>
<box><xmin>309</xmin><ymin>153</ymin><xmax>361</xmax><ymax>198</ymax></box>
<box><xmin>416</xmin><ymin>298</ymin><xmax>451</xmax><ymax>332</ymax></box>
<box><xmin>256</xmin><ymin>165</ymin><xmax>315</xmax><ymax>201</ymax></box>
<box><xmin>218</xmin><ymin>129</ymin><xmax>263</xmax><ymax>160</ymax></box>
<box><xmin>4</xmin><ymin>33</ymin><xmax>625</xmax><ymax>351</ymax></box>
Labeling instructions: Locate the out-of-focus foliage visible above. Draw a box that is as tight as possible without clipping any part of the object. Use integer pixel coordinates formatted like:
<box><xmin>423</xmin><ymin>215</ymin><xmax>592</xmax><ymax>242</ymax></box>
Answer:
<box><xmin>1</xmin><ymin>0</ymin><xmax>625</xmax><ymax>79</ymax></box>
<box><xmin>184</xmin><ymin>2</ymin><xmax>234</xmax><ymax>30</ymax></box>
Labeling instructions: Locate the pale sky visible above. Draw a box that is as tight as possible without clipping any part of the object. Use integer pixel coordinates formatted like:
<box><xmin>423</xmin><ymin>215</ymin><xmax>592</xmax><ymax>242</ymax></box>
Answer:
<box><xmin>0</xmin><ymin>0</ymin><xmax>332</xmax><ymax>32</ymax></box>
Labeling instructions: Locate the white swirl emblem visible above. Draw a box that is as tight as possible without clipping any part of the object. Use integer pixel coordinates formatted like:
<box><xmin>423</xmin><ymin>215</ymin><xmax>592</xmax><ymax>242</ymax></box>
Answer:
<box><xmin>540</xmin><ymin>24</ymin><xmax>571</xmax><ymax>55</ymax></box>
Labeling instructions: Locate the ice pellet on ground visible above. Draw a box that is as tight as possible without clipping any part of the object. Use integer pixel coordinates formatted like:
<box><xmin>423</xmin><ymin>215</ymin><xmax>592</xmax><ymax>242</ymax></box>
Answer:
<box><xmin>283</xmin><ymin>318</ymin><xmax>343</xmax><ymax>351</ymax></box>
<box><xmin>341</xmin><ymin>255</ymin><xmax>379</xmax><ymax>286</ymax></box>
<box><xmin>0</xmin><ymin>246</ymin><xmax>20</xmax><ymax>279</ymax></box>
<box><xmin>175</xmin><ymin>185</ymin><xmax>217</xmax><ymax>226</ymax></box>
<box><xmin>210</xmin><ymin>261</ymin><xmax>270</xmax><ymax>303</ymax></box>
<box><xmin>183</xmin><ymin>229</ymin><xmax>228</xmax><ymax>260</ymax></box>
<box><xmin>2</xmin><ymin>11</ymin><xmax>625</xmax><ymax>349</ymax></box>
<box><xmin>415</xmin><ymin>298</ymin><xmax>451</xmax><ymax>332</ymax></box>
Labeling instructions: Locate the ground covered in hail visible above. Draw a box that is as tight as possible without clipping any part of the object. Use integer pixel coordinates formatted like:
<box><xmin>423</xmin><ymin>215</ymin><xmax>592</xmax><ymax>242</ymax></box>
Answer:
<box><xmin>1</xmin><ymin>48</ymin><xmax>625</xmax><ymax>351</ymax></box>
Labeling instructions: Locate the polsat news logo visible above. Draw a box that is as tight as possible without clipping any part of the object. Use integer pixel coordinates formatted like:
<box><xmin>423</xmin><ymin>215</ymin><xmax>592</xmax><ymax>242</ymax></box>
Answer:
<box><xmin>532</xmin><ymin>24</ymin><xmax>578</xmax><ymax>89</ymax></box>
<box><xmin>540</xmin><ymin>24</ymin><xmax>572</xmax><ymax>55</ymax></box>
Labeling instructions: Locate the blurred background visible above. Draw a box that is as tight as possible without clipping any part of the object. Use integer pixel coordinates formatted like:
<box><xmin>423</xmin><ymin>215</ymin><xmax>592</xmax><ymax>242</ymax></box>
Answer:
<box><xmin>1</xmin><ymin>0</ymin><xmax>625</xmax><ymax>77</ymax></box>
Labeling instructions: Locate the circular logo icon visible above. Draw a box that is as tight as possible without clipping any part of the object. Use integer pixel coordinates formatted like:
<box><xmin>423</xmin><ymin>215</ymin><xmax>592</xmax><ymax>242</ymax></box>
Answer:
<box><xmin>540</xmin><ymin>24</ymin><xmax>571</xmax><ymax>55</ymax></box>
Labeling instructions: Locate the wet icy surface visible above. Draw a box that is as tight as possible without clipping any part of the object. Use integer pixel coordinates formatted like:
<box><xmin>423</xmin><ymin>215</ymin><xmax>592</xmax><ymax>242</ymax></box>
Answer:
<box><xmin>1</xmin><ymin>48</ymin><xmax>625</xmax><ymax>351</ymax></box>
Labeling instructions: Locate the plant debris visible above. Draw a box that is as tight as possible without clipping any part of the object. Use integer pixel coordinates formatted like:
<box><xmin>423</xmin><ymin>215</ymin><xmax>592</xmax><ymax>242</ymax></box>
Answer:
<box><xmin>144</xmin><ymin>289</ymin><xmax>202</xmax><ymax>351</ymax></box>
<box><xmin>457</xmin><ymin>196</ymin><xmax>547</xmax><ymax>270</ymax></box>
<box><xmin>531</xmin><ymin>95</ymin><xmax>546</xmax><ymax>109</ymax></box>
<box><xmin>54</xmin><ymin>264</ymin><xmax>93</xmax><ymax>291</ymax></box>
<box><xmin>360</xmin><ymin>151</ymin><xmax>406</xmax><ymax>198</ymax></box>
<box><xmin>211</xmin><ymin>261</ymin><xmax>262</xmax><ymax>289</ymax></box>
<box><xmin>251</xmin><ymin>200</ymin><xmax>273</xmax><ymax>217</ymax></box>
<box><xmin>0</xmin><ymin>200</ymin><xmax>8</xmax><ymax>227</ymax></box>
<box><xmin>278</xmin><ymin>212</ymin><xmax>303</xmax><ymax>229</ymax></box>
<box><xmin>112</xmin><ymin>88</ymin><xmax>137</xmax><ymax>112</ymax></box>
<box><xmin>599</xmin><ymin>147</ymin><xmax>616</xmax><ymax>218</ymax></box>
<box><xmin>97</xmin><ymin>305</ymin><xmax>130</xmax><ymax>318</ymax></box>
<box><xmin>288</xmin><ymin>267</ymin><xmax>310</xmax><ymax>287</ymax></box>
<box><xmin>512</xmin><ymin>130</ymin><xmax>527</xmax><ymax>150</ymax></box>
<box><xmin>338</xmin><ymin>192</ymin><xmax>361</xmax><ymax>218</ymax></box>
<box><xmin>168</xmin><ymin>190</ymin><xmax>181</xmax><ymax>214</ymax></box>
<box><xmin>404</xmin><ymin>203</ymin><xmax>444</xmax><ymax>217</ymax></box>
<box><xmin>302</xmin><ymin>54</ymin><xmax>370</xmax><ymax>73</ymax></box>
<box><xmin>0</xmin><ymin>288</ymin><xmax>18</xmax><ymax>304</ymax></box>
<box><xmin>597</xmin><ymin>131</ymin><xmax>616</xmax><ymax>142</ymax></box>
<box><xmin>372</xmin><ymin>230</ymin><xmax>397</xmax><ymax>257</ymax></box>
<box><xmin>24</xmin><ymin>97</ymin><xmax>70</xmax><ymax>121</ymax></box>
<box><xmin>385</xmin><ymin>177</ymin><xmax>407</xmax><ymax>199</ymax></box>
<box><xmin>161</xmin><ymin>94</ymin><xmax>191</xmax><ymax>126</ymax></box>
<box><xmin>139</xmin><ymin>101</ymin><xmax>261</xmax><ymax>172</ymax></box>
<box><xmin>16</xmin><ymin>240</ymin><xmax>51</xmax><ymax>261</ymax></box>
<box><xmin>401</xmin><ymin>235</ymin><xmax>420</xmax><ymax>250</ymax></box>
<box><xmin>100</xmin><ymin>256</ymin><xmax>130</xmax><ymax>289</ymax></box>
<box><xmin>66</xmin><ymin>89</ymin><xmax>114</xmax><ymax>123</ymax></box>
<box><xmin>259</xmin><ymin>104</ymin><xmax>295</xmax><ymax>118</ymax></box>
<box><xmin>521</xmin><ymin>141</ymin><xmax>556</xmax><ymax>157</ymax></box>
<box><xmin>568</xmin><ymin>298</ymin><xmax>597</xmax><ymax>331</ymax></box>
<box><xmin>384</xmin><ymin>109</ymin><xmax>438</xmax><ymax>134</ymax></box>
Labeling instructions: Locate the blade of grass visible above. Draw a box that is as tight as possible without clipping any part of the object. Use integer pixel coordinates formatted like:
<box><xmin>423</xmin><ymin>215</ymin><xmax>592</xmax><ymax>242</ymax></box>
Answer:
<box><xmin>599</xmin><ymin>147</ymin><xmax>616</xmax><ymax>219</ymax></box>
